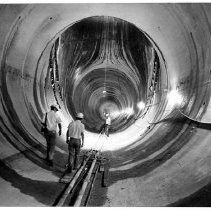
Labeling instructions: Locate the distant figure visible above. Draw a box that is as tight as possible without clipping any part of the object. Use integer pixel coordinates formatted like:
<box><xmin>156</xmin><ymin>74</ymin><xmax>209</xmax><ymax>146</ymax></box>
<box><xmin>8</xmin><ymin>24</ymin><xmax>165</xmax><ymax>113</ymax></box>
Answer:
<box><xmin>100</xmin><ymin>113</ymin><xmax>111</xmax><ymax>137</ymax></box>
<box><xmin>66</xmin><ymin>113</ymin><xmax>85</xmax><ymax>173</ymax></box>
<box><xmin>43</xmin><ymin>104</ymin><xmax>62</xmax><ymax>166</ymax></box>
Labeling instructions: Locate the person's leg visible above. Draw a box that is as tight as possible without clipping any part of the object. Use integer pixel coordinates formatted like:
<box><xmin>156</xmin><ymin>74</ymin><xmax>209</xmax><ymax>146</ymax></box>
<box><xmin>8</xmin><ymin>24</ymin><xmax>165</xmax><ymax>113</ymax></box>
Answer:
<box><xmin>44</xmin><ymin>131</ymin><xmax>50</xmax><ymax>160</ymax></box>
<box><xmin>106</xmin><ymin>125</ymin><xmax>110</xmax><ymax>137</ymax></box>
<box><xmin>68</xmin><ymin>140</ymin><xmax>75</xmax><ymax>172</ymax></box>
<box><xmin>100</xmin><ymin>124</ymin><xmax>105</xmax><ymax>134</ymax></box>
<box><xmin>105</xmin><ymin>124</ymin><xmax>109</xmax><ymax>136</ymax></box>
<box><xmin>74</xmin><ymin>139</ymin><xmax>81</xmax><ymax>169</ymax></box>
<box><xmin>48</xmin><ymin>131</ymin><xmax>56</xmax><ymax>166</ymax></box>
<box><xmin>107</xmin><ymin>125</ymin><xmax>110</xmax><ymax>137</ymax></box>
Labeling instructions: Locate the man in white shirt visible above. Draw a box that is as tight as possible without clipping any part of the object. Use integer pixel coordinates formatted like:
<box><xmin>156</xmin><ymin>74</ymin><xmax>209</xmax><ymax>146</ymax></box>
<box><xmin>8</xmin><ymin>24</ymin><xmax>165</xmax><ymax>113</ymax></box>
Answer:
<box><xmin>43</xmin><ymin>104</ymin><xmax>62</xmax><ymax>166</ymax></box>
<box><xmin>100</xmin><ymin>113</ymin><xmax>111</xmax><ymax>137</ymax></box>
<box><xmin>104</xmin><ymin>113</ymin><xmax>111</xmax><ymax>137</ymax></box>
<box><xmin>66</xmin><ymin>112</ymin><xmax>85</xmax><ymax>173</ymax></box>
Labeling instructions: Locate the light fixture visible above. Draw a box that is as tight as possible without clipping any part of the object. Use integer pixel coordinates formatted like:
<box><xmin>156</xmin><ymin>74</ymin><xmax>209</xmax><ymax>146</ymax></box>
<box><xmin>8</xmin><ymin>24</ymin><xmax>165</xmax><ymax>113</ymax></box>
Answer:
<box><xmin>137</xmin><ymin>101</ymin><xmax>145</xmax><ymax>110</ymax></box>
<box><xmin>167</xmin><ymin>89</ymin><xmax>183</xmax><ymax>107</ymax></box>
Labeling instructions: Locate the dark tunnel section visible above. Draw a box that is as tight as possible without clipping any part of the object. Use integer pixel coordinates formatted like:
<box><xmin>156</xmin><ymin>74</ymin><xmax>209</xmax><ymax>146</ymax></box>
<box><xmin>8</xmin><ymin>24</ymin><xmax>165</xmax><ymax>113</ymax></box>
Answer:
<box><xmin>1</xmin><ymin>4</ymin><xmax>211</xmax><ymax>207</ymax></box>
<box><xmin>52</xmin><ymin>16</ymin><xmax>162</xmax><ymax>133</ymax></box>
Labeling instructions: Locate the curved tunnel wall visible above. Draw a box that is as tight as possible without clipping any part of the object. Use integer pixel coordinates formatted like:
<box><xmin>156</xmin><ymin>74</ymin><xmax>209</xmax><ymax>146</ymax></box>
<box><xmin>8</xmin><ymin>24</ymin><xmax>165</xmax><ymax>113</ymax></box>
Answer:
<box><xmin>59</xmin><ymin>16</ymin><xmax>165</xmax><ymax>133</ymax></box>
<box><xmin>1</xmin><ymin>3</ymin><xmax>211</xmax><ymax>206</ymax></box>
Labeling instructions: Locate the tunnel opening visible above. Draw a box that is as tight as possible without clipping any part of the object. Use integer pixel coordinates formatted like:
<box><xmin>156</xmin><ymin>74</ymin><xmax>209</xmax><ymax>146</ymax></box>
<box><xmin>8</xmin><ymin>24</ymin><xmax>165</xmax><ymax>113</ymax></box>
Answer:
<box><xmin>1</xmin><ymin>4</ymin><xmax>211</xmax><ymax>207</ymax></box>
<box><xmin>49</xmin><ymin>15</ymin><xmax>166</xmax><ymax>135</ymax></box>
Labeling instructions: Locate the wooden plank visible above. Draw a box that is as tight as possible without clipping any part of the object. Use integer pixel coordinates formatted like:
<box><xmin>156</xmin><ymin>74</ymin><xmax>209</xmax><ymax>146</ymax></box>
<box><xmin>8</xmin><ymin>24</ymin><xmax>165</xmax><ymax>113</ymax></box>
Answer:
<box><xmin>102</xmin><ymin>163</ymin><xmax>109</xmax><ymax>187</ymax></box>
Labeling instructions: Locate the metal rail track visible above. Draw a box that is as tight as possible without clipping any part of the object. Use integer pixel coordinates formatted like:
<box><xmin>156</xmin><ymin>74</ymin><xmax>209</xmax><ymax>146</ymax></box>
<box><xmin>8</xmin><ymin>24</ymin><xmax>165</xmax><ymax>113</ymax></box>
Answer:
<box><xmin>54</xmin><ymin>148</ymin><xmax>109</xmax><ymax>207</ymax></box>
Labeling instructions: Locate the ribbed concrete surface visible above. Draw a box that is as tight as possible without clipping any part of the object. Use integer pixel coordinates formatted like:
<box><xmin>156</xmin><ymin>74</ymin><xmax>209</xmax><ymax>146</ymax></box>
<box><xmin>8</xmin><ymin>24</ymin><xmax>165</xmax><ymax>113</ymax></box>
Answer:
<box><xmin>0</xmin><ymin>3</ymin><xmax>211</xmax><ymax>207</ymax></box>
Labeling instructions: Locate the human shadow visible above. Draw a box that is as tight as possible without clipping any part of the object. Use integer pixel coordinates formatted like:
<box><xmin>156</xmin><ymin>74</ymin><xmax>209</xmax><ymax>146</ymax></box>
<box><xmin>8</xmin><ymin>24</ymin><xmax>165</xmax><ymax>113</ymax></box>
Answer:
<box><xmin>0</xmin><ymin>160</ymin><xmax>65</xmax><ymax>206</ymax></box>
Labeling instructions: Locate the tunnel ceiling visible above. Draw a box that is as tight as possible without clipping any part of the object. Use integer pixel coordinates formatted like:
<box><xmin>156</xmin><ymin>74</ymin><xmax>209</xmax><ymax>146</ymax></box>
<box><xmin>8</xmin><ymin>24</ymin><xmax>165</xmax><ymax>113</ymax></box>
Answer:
<box><xmin>2</xmin><ymin>4</ymin><xmax>211</xmax><ymax>206</ymax></box>
<box><xmin>55</xmin><ymin>16</ymin><xmax>159</xmax><ymax>133</ymax></box>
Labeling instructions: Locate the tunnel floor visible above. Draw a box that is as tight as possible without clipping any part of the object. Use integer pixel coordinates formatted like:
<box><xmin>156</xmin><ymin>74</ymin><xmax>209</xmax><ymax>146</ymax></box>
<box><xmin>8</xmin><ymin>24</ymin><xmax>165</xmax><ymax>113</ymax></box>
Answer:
<box><xmin>0</xmin><ymin>118</ymin><xmax>211</xmax><ymax>206</ymax></box>
<box><xmin>1</xmin><ymin>3</ymin><xmax>211</xmax><ymax>207</ymax></box>
<box><xmin>0</xmin><ymin>155</ymin><xmax>65</xmax><ymax>206</ymax></box>
<box><xmin>1</xmin><ymin>127</ymin><xmax>211</xmax><ymax>207</ymax></box>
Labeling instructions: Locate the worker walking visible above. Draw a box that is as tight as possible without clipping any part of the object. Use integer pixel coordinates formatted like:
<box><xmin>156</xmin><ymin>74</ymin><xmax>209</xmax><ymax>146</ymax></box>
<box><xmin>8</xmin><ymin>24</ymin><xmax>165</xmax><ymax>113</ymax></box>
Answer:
<box><xmin>105</xmin><ymin>113</ymin><xmax>111</xmax><ymax>137</ymax></box>
<box><xmin>42</xmin><ymin>104</ymin><xmax>62</xmax><ymax>166</ymax></box>
<box><xmin>66</xmin><ymin>113</ymin><xmax>85</xmax><ymax>173</ymax></box>
<box><xmin>100</xmin><ymin>113</ymin><xmax>111</xmax><ymax>137</ymax></box>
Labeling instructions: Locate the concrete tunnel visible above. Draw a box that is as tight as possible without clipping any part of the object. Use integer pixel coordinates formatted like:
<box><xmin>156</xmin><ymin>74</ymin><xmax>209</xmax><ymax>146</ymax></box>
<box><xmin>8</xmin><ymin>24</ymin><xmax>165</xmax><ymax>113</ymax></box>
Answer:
<box><xmin>1</xmin><ymin>3</ymin><xmax>211</xmax><ymax>206</ymax></box>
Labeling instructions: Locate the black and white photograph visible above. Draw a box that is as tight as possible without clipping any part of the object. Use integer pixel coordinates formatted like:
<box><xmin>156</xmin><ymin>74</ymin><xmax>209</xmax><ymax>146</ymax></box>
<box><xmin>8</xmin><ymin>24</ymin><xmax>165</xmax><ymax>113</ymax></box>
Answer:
<box><xmin>0</xmin><ymin>1</ymin><xmax>211</xmax><ymax>207</ymax></box>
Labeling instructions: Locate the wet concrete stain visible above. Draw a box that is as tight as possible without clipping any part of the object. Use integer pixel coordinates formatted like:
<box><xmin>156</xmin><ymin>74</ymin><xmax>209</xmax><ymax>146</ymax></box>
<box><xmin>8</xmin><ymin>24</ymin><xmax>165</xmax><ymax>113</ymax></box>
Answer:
<box><xmin>169</xmin><ymin>181</ymin><xmax>211</xmax><ymax>207</ymax></box>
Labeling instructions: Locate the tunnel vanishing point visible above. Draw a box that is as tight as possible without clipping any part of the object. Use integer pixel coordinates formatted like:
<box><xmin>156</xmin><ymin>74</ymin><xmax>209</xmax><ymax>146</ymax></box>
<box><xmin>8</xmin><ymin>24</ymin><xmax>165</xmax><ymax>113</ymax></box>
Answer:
<box><xmin>1</xmin><ymin>3</ymin><xmax>211</xmax><ymax>207</ymax></box>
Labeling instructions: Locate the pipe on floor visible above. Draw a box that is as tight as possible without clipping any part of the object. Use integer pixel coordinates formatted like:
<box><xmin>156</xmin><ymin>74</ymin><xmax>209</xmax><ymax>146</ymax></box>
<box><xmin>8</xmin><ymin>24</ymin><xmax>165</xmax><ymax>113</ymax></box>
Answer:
<box><xmin>56</xmin><ymin>154</ymin><xmax>91</xmax><ymax>207</ymax></box>
<box><xmin>74</xmin><ymin>157</ymin><xmax>97</xmax><ymax>207</ymax></box>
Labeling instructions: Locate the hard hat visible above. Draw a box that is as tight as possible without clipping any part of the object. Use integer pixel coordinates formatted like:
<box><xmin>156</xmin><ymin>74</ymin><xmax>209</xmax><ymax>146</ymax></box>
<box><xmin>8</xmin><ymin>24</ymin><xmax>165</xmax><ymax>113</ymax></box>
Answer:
<box><xmin>51</xmin><ymin>104</ymin><xmax>58</xmax><ymax>111</ymax></box>
<box><xmin>76</xmin><ymin>112</ymin><xmax>84</xmax><ymax>119</ymax></box>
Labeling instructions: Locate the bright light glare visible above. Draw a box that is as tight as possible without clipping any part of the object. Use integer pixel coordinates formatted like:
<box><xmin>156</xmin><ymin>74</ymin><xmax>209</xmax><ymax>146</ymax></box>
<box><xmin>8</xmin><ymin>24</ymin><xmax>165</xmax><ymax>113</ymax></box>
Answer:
<box><xmin>167</xmin><ymin>89</ymin><xmax>183</xmax><ymax>107</ymax></box>
<box><xmin>110</xmin><ymin>107</ymin><xmax>134</xmax><ymax>118</ymax></box>
<box><xmin>137</xmin><ymin>101</ymin><xmax>145</xmax><ymax>110</ymax></box>
<box><xmin>124</xmin><ymin>108</ymin><xmax>134</xmax><ymax>115</ymax></box>
<box><xmin>110</xmin><ymin>111</ymin><xmax>120</xmax><ymax>118</ymax></box>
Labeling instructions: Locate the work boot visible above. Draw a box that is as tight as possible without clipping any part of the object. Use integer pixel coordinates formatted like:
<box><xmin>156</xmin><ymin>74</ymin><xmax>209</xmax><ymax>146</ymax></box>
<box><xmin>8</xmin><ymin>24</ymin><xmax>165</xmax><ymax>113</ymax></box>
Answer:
<box><xmin>48</xmin><ymin>160</ymin><xmax>53</xmax><ymax>166</ymax></box>
<box><xmin>67</xmin><ymin>166</ymin><xmax>72</xmax><ymax>173</ymax></box>
<box><xmin>73</xmin><ymin>165</ymin><xmax>80</xmax><ymax>170</ymax></box>
<box><xmin>46</xmin><ymin>158</ymin><xmax>53</xmax><ymax>166</ymax></box>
